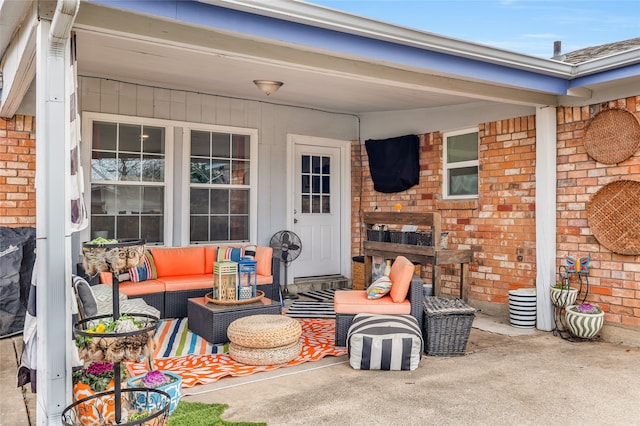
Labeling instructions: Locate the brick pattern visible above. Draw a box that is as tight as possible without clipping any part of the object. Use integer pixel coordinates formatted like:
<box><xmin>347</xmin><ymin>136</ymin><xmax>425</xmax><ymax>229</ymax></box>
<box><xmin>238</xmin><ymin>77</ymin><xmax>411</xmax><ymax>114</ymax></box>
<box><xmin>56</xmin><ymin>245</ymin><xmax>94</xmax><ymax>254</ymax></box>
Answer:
<box><xmin>0</xmin><ymin>116</ymin><xmax>36</xmax><ymax>227</ymax></box>
<box><xmin>557</xmin><ymin>96</ymin><xmax>640</xmax><ymax>327</ymax></box>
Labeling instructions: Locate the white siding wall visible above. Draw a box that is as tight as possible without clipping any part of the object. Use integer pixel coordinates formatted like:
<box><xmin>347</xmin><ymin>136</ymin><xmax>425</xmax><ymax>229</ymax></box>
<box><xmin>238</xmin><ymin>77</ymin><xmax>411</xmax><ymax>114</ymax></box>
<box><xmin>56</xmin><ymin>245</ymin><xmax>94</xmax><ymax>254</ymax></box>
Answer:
<box><xmin>77</xmin><ymin>76</ymin><xmax>358</xmax><ymax>247</ymax></box>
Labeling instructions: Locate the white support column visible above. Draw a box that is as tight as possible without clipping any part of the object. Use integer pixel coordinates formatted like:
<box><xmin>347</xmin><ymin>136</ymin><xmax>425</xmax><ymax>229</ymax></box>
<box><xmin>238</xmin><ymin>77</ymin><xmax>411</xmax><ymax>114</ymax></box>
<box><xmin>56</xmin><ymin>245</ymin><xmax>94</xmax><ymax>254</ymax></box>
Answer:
<box><xmin>535</xmin><ymin>106</ymin><xmax>557</xmax><ymax>331</ymax></box>
<box><xmin>35</xmin><ymin>19</ymin><xmax>73</xmax><ymax>425</ymax></box>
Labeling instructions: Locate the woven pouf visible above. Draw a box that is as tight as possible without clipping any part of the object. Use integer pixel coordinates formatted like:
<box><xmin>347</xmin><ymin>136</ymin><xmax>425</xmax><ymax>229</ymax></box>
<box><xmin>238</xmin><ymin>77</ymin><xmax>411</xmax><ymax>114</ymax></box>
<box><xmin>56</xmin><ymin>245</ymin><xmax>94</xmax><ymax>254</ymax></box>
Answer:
<box><xmin>227</xmin><ymin>314</ymin><xmax>302</xmax><ymax>349</ymax></box>
<box><xmin>229</xmin><ymin>340</ymin><xmax>302</xmax><ymax>366</ymax></box>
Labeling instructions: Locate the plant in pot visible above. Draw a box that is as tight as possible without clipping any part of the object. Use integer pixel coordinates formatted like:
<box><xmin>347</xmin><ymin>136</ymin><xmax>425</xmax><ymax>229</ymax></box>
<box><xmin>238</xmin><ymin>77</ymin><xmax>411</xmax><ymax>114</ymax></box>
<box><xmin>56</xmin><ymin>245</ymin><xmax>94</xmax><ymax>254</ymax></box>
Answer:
<box><xmin>550</xmin><ymin>283</ymin><xmax>579</xmax><ymax>308</ymax></box>
<box><xmin>71</xmin><ymin>361</ymin><xmax>127</xmax><ymax>424</ymax></box>
<box><xmin>127</xmin><ymin>370</ymin><xmax>183</xmax><ymax>416</ymax></box>
<box><xmin>75</xmin><ymin>313</ymin><xmax>157</xmax><ymax>364</ymax></box>
<box><xmin>565</xmin><ymin>303</ymin><xmax>605</xmax><ymax>339</ymax></box>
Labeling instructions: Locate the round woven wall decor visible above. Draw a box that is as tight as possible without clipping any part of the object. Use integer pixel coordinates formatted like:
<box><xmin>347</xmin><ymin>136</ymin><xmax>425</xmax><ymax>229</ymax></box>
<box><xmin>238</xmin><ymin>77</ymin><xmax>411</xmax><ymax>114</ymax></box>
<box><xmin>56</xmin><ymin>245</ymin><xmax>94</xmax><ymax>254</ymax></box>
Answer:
<box><xmin>587</xmin><ymin>180</ymin><xmax>640</xmax><ymax>255</ymax></box>
<box><xmin>583</xmin><ymin>109</ymin><xmax>640</xmax><ymax>164</ymax></box>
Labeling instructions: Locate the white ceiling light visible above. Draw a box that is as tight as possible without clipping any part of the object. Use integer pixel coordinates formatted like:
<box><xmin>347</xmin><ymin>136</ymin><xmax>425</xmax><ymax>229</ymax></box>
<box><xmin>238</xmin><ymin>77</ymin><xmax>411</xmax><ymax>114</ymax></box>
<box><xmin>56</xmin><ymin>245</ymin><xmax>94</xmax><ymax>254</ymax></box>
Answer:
<box><xmin>253</xmin><ymin>80</ymin><xmax>283</xmax><ymax>96</ymax></box>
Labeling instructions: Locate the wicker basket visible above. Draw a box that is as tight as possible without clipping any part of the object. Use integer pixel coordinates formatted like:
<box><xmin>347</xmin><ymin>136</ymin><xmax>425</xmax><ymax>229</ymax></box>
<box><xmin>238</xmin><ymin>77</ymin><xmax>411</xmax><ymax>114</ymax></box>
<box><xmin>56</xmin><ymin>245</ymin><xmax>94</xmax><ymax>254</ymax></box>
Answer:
<box><xmin>583</xmin><ymin>108</ymin><xmax>640</xmax><ymax>164</ymax></box>
<box><xmin>352</xmin><ymin>257</ymin><xmax>365</xmax><ymax>290</ymax></box>
<box><xmin>423</xmin><ymin>297</ymin><xmax>476</xmax><ymax>356</ymax></box>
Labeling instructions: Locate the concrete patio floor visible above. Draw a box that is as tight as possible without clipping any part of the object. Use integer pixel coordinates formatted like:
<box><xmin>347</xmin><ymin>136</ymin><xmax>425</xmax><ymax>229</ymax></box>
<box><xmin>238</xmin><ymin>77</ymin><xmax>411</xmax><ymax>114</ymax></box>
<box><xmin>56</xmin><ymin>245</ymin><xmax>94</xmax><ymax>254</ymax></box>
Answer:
<box><xmin>3</xmin><ymin>312</ymin><xmax>640</xmax><ymax>425</ymax></box>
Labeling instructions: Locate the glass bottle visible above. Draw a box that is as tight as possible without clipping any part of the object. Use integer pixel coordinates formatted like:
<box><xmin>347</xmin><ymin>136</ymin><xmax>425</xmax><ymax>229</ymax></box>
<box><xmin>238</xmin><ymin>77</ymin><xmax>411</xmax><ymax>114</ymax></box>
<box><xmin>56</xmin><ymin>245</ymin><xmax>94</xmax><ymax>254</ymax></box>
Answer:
<box><xmin>383</xmin><ymin>259</ymin><xmax>392</xmax><ymax>276</ymax></box>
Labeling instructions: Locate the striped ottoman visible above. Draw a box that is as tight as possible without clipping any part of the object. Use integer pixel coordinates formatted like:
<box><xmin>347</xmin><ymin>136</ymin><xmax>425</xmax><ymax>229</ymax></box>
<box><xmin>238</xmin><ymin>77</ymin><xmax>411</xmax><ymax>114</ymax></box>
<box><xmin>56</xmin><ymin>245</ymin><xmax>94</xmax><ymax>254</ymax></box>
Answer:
<box><xmin>347</xmin><ymin>314</ymin><xmax>423</xmax><ymax>371</ymax></box>
<box><xmin>227</xmin><ymin>315</ymin><xmax>302</xmax><ymax>365</ymax></box>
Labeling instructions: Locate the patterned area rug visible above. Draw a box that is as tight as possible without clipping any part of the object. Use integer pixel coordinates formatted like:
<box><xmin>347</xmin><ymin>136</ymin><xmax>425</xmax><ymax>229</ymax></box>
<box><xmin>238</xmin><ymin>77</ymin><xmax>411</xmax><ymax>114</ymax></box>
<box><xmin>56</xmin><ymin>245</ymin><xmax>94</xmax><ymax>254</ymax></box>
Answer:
<box><xmin>126</xmin><ymin>317</ymin><xmax>346</xmax><ymax>388</ymax></box>
<box><xmin>285</xmin><ymin>301</ymin><xmax>335</xmax><ymax>318</ymax></box>
<box><xmin>298</xmin><ymin>288</ymin><xmax>345</xmax><ymax>301</ymax></box>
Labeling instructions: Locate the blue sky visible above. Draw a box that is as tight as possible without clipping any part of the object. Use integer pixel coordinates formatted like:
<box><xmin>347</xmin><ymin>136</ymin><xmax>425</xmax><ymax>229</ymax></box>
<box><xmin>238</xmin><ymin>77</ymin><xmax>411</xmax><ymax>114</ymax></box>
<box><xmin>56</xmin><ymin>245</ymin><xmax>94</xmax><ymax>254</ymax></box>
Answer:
<box><xmin>307</xmin><ymin>1</ymin><xmax>640</xmax><ymax>58</ymax></box>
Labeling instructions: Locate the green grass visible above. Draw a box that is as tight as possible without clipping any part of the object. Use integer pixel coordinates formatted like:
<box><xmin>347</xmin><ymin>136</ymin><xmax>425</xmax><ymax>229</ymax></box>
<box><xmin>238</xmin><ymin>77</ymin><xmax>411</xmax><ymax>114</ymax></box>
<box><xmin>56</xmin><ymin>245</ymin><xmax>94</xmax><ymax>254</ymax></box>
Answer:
<box><xmin>168</xmin><ymin>401</ymin><xmax>267</xmax><ymax>426</ymax></box>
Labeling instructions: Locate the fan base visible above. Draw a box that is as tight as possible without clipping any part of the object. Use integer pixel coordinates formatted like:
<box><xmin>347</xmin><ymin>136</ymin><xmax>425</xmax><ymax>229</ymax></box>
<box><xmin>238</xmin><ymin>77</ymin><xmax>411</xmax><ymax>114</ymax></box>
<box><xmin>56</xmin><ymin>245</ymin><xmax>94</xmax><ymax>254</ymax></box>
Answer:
<box><xmin>282</xmin><ymin>287</ymin><xmax>299</xmax><ymax>300</ymax></box>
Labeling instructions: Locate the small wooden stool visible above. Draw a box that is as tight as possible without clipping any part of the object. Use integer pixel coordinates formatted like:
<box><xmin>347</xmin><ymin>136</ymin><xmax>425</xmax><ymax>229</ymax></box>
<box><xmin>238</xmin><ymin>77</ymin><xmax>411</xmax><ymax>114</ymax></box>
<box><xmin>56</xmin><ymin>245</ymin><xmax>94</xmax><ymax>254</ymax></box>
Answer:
<box><xmin>227</xmin><ymin>315</ymin><xmax>302</xmax><ymax>365</ymax></box>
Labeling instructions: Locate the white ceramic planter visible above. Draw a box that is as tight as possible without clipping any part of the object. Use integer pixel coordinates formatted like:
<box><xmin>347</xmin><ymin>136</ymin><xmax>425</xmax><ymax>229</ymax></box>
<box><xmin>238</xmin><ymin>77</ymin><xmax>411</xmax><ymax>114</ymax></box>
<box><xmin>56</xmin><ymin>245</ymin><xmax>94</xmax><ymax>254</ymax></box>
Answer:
<box><xmin>508</xmin><ymin>288</ymin><xmax>536</xmax><ymax>328</ymax></box>
<box><xmin>550</xmin><ymin>286</ymin><xmax>578</xmax><ymax>307</ymax></box>
<box><xmin>565</xmin><ymin>305</ymin><xmax>604</xmax><ymax>339</ymax></box>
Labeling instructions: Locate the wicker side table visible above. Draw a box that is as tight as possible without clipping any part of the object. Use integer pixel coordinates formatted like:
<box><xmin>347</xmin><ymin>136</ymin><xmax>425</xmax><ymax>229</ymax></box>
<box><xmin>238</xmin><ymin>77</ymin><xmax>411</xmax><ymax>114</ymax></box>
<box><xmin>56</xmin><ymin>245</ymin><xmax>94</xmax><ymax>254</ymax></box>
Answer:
<box><xmin>422</xmin><ymin>296</ymin><xmax>476</xmax><ymax>356</ymax></box>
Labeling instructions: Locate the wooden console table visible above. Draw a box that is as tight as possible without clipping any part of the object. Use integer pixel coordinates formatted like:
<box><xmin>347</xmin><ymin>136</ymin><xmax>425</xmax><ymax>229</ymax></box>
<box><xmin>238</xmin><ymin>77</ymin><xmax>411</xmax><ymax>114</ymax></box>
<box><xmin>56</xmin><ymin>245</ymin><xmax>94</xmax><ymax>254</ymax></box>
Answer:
<box><xmin>362</xmin><ymin>212</ymin><xmax>473</xmax><ymax>301</ymax></box>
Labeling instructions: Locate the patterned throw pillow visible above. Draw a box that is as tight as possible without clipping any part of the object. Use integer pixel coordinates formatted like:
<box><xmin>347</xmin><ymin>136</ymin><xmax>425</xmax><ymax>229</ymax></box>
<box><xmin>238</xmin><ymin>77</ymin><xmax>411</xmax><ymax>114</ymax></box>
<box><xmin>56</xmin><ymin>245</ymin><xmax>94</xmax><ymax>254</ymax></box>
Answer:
<box><xmin>243</xmin><ymin>244</ymin><xmax>257</xmax><ymax>260</ymax></box>
<box><xmin>129</xmin><ymin>250</ymin><xmax>158</xmax><ymax>283</ymax></box>
<box><xmin>216</xmin><ymin>246</ymin><xmax>244</xmax><ymax>262</ymax></box>
<box><xmin>366</xmin><ymin>276</ymin><xmax>393</xmax><ymax>300</ymax></box>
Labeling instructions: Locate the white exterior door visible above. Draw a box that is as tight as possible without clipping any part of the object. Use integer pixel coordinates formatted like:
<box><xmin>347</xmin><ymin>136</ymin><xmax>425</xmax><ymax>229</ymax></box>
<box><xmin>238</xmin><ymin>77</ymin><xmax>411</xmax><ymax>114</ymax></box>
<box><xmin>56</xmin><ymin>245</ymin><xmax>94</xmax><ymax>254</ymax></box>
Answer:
<box><xmin>289</xmin><ymin>137</ymin><xmax>344</xmax><ymax>279</ymax></box>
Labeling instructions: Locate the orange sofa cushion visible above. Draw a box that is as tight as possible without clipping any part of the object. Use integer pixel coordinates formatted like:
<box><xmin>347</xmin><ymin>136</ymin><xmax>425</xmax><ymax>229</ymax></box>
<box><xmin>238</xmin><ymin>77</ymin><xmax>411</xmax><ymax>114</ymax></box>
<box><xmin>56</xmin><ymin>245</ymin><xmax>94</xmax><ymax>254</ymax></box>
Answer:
<box><xmin>160</xmin><ymin>275</ymin><xmax>213</xmax><ymax>292</ymax></box>
<box><xmin>389</xmin><ymin>255</ymin><xmax>415</xmax><ymax>303</ymax></box>
<box><xmin>110</xmin><ymin>279</ymin><xmax>166</xmax><ymax>297</ymax></box>
<box><xmin>255</xmin><ymin>246</ymin><xmax>273</xmax><ymax>276</ymax></box>
<box><xmin>151</xmin><ymin>246</ymin><xmax>206</xmax><ymax>277</ymax></box>
<box><xmin>333</xmin><ymin>290</ymin><xmax>411</xmax><ymax>315</ymax></box>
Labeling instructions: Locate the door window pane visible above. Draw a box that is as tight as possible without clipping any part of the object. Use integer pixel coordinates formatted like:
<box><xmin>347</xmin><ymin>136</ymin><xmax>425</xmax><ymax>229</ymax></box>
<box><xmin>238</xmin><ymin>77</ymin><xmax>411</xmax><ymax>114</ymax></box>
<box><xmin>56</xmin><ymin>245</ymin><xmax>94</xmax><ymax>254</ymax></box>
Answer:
<box><xmin>300</xmin><ymin>154</ymin><xmax>331</xmax><ymax>214</ymax></box>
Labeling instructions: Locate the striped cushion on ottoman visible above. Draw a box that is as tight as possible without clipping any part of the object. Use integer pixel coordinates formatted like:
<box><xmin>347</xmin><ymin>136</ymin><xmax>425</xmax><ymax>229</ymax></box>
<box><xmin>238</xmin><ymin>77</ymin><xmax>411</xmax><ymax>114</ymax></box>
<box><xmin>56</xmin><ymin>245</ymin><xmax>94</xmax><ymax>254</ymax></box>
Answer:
<box><xmin>347</xmin><ymin>314</ymin><xmax>423</xmax><ymax>371</ymax></box>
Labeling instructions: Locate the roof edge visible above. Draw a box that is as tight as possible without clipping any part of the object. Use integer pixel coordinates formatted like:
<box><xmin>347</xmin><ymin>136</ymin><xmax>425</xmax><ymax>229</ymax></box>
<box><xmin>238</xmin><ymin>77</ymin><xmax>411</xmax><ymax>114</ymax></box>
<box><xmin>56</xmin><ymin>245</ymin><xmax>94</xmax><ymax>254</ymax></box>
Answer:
<box><xmin>198</xmin><ymin>0</ymin><xmax>575</xmax><ymax>78</ymax></box>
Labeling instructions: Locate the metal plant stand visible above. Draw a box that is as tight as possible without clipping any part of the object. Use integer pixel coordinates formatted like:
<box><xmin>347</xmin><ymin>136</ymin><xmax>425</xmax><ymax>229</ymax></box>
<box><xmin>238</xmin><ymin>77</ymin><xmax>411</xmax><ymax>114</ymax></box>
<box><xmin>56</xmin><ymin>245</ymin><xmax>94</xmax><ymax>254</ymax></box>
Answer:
<box><xmin>63</xmin><ymin>239</ymin><xmax>170</xmax><ymax>425</ymax></box>
<box><xmin>552</xmin><ymin>265</ymin><xmax>590</xmax><ymax>341</ymax></box>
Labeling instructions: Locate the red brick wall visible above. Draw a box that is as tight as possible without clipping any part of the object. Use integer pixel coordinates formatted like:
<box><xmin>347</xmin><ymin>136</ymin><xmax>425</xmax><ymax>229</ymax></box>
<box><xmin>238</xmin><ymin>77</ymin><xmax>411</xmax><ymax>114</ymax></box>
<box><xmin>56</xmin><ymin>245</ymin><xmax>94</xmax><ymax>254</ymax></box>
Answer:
<box><xmin>352</xmin><ymin>96</ymin><xmax>640</xmax><ymax>329</ymax></box>
<box><xmin>557</xmin><ymin>96</ymin><xmax>640</xmax><ymax>328</ymax></box>
<box><xmin>351</xmin><ymin>119</ymin><xmax>537</xmax><ymax>304</ymax></box>
<box><xmin>0</xmin><ymin>115</ymin><xmax>36</xmax><ymax>227</ymax></box>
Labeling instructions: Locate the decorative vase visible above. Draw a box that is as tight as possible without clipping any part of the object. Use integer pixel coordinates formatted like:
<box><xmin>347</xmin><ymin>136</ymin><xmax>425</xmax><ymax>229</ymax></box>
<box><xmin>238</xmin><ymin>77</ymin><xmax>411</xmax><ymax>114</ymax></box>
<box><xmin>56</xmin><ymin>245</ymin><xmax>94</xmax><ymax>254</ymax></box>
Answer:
<box><xmin>72</xmin><ymin>380</ymin><xmax>116</xmax><ymax>424</ymax></box>
<box><xmin>565</xmin><ymin>305</ymin><xmax>604</xmax><ymax>339</ymax></box>
<box><xmin>550</xmin><ymin>286</ymin><xmax>579</xmax><ymax>307</ymax></box>
<box><xmin>127</xmin><ymin>371</ymin><xmax>182</xmax><ymax>415</ymax></box>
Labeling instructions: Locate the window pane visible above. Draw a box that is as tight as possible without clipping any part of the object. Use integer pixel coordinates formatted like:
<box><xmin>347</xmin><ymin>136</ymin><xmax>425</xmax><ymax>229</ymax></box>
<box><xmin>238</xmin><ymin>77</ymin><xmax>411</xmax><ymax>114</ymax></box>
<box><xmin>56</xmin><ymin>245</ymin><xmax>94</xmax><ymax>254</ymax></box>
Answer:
<box><xmin>232</xmin><ymin>134</ymin><xmax>250</xmax><ymax>159</ymax></box>
<box><xmin>191</xmin><ymin>131</ymin><xmax>210</xmax><ymax>156</ymax></box>
<box><xmin>322</xmin><ymin>176</ymin><xmax>330</xmax><ymax>194</ymax></box>
<box><xmin>322</xmin><ymin>195</ymin><xmax>331</xmax><ymax>213</ymax></box>
<box><xmin>191</xmin><ymin>188</ymin><xmax>209</xmax><ymax>214</ymax></box>
<box><xmin>302</xmin><ymin>195</ymin><xmax>310</xmax><ymax>213</ymax></box>
<box><xmin>210</xmin><ymin>216</ymin><xmax>229</xmax><ymax>240</ymax></box>
<box><xmin>117</xmin><ymin>186</ymin><xmax>141</xmax><ymax>214</ymax></box>
<box><xmin>312</xmin><ymin>195</ymin><xmax>321</xmax><ymax>213</ymax></box>
<box><xmin>211</xmin><ymin>133</ymin><xmax>230</xmax><ymax>158</ymax></box>
<box><xmin>447</xmin><ymin>132</ymin><xmax>478</xmax><ymax>163</ymax></box>
<box><xmin>142</xmin><ymin>126</ymin><xmax>165</xmax><ymax>154</ymax></box>
<box><xmin>230</xmin><ymin>189</ymin><xmax>249</xmax><ymax>214</ymax></box>
<box><xmin>92</xmin><ymin>151</ymin><xmax>117</xmax><ymax>181</ymax></box>
<box><xmin>190</xmin><ymin>158</ymin><xmax>210</xmax><ymax>183</ymax></box>
<box><xmin>312</xmin><ymin>176</ymin><xmax>320</xmax><ymax>194</ymax></box>
<box><xmin>449</xmin><ymin>166</ymin><xmax>478</xmax><ymax>196</ymax></box>
<box><xmin>312</xmin><ymin>156</ymin><xmax>320</xmax><ymax>173</ymax></box>
<box><xmin>230</xmin><ymin>216</ymin><xmax>248</xmax><ymax>241</ymax></box>
<box><xmin>142</xmin><ymin>187</ymin><xmax>164</xmax><ymax>214</ymax></box>
<box><xmin>302</xmin><ymin>155</ymin><xmax>310</xmax><ymax>173</ymax></box>
<box><xmin>190</xmin><ymin>216</ymin><xmax>209</xmax><ymax>242</ymax></box>
<box><xmin>93</xmin><ymin>122</ymin><xmax>117</xmax><ymax>151</ymax></box>
<box><xmin>141</xmin><ymin>216</ymin><xmax>163</xmax><ymax>244</ymax></box>
<box><xmin>142</xmin><ymin>155</ymin><xmax>164</xmax><ymax>182</ymax></box>
<box><xmin>91</xmin><ymin>216</ymin><xmax>115</xmax><ymax>240</ymax></box>
<box><xmin>117</xmin><ymin>215</ymin><xmax>140</xmax><ymax>239</ymax></box>
<box><xmin>322</xmin><ymin>156</ymin><xmax>330</xmax><ymax>174</ymax></box>
<box><xmin>231</xmin><ymin>160</ymin><xmax>249</xmax><ymax>185</ymax></box>
<box><xmin>211</xmin><ymin>161</ymin><xmax>230</xmax><ymax>184</ymax></box>
<box><xmin>119</xmin><ymin>124</ymin><xmax>142</xmax><ymax>152</ymax></box>
<box><xmin>118</xmin><ymin>153</ymin><xmax>141</xmax><ymax>181</ymax></box>
<box><xmin>210</xmin><ymin>189</ymin><xmax>229</xmax><ymax>214</ymax></box>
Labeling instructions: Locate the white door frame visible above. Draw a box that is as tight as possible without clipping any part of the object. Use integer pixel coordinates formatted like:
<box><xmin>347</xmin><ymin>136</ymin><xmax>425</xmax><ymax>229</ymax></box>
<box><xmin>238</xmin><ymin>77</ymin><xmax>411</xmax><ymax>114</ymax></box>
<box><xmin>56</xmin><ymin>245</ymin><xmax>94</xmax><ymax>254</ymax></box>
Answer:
<box><xmin>286</xmin><ymin>134</ymin><xmax>352</xmax><ymax>279</ymax></box>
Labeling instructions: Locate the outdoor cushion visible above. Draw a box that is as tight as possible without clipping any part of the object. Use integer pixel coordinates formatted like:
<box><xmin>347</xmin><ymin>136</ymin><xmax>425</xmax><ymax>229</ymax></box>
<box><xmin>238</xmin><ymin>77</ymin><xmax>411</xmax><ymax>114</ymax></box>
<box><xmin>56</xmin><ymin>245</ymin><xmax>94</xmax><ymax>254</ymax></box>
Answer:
<box><xmin>366</xmin><ymin>276</ymin><xmax>392</xmax><ymax>300</ymax></box>
<box><xmin>388</xmin><ymin>256</ymin><xmax>415</xmax><ymax>303</ymax></box>
<box><xmin>72</xmin><ymin>275</ymin><xmax>98</xmax><ymax>318</ymax></box>
<box><xmin>151</xmin><ymin>246</ymin><xmax>206</xmax><ymax>276</ymax></box>
<box><xmin>161</xmin><ymin>275</ymin><xmax>214</xmax><ymax>292</ymax></box>
<box><xmin>112</xmin><ymin>279</ymin><xmax>166</xmax><ymax>297</ymax></box>
<box><xmin>91</xmin><ymin>284</ymin><xmax>128</xmax><ymax>304</ymax></box>
<box><xmin>334</xmin><ymin>290</ymin><xmax>411</xmax><ymax>315</ymax></box>
<box><xmin>129</xmin><ymin>250</ymin><xmax>158</xmax><ymax>282</ymax></box>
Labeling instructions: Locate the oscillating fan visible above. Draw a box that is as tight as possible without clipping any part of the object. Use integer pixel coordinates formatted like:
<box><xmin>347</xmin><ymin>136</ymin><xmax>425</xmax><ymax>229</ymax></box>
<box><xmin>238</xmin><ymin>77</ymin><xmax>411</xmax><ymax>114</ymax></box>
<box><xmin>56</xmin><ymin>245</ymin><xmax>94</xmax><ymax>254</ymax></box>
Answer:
<box><xmin>269</xmin><ymin>230</ymin><xmax>302</xmax><ymax>300</ymax></box>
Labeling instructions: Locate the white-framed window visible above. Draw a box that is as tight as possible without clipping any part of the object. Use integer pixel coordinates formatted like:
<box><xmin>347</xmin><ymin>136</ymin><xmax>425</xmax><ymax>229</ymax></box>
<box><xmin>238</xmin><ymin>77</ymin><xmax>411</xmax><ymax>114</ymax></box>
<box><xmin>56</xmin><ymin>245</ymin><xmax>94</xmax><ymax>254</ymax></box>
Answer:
<box><xmin>85</xmin><ymin>113</ymin><xmax>173</xmax><ymax>245</ymax></box>
<box><xmin>186</xmin><ymin>126</ymin><xmax>258</xmax><ymax>244</ymax></box>
<box><xmin>443</xmin><ymin>128</ymin><xmax>479</xmax><ymax>199</ymax></box>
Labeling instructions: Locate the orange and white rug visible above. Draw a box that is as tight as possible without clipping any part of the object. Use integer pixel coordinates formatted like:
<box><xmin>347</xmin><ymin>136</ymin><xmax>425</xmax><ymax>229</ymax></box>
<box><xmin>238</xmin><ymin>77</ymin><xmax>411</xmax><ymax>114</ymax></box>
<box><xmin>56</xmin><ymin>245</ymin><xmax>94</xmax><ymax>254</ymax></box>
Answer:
<box><xmin>126</xmin><ymin>318</ymin><xmax>346</xmax><ymax>388</ymax></box>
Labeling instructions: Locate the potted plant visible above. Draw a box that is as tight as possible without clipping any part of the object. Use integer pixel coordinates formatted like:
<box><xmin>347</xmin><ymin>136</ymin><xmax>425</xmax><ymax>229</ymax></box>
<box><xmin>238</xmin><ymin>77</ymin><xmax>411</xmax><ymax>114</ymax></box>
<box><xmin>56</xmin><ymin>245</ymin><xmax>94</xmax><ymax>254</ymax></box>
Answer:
<box><xmin>75</xmin><ymin>313</ymin><xmax>157</xmax><ymax>364</ymax></box>
<box><xmin>71</xmin><ymin>361</ymin><xmax>126</xmax><ymax>424</ymax></box>
<box><xmin>127</xmin><ymin>370</ymin><xmax>182</xmax><ymax>415</ymax></box>
<box><xmin>565</xmin><ymin>303</ymin><xmax>605</xmax><ymax>339</ymax></box>
<box><xmin>550</xmin><ymin>283</ymin><xmax>579</xmax><ymax>307</ymax></box>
